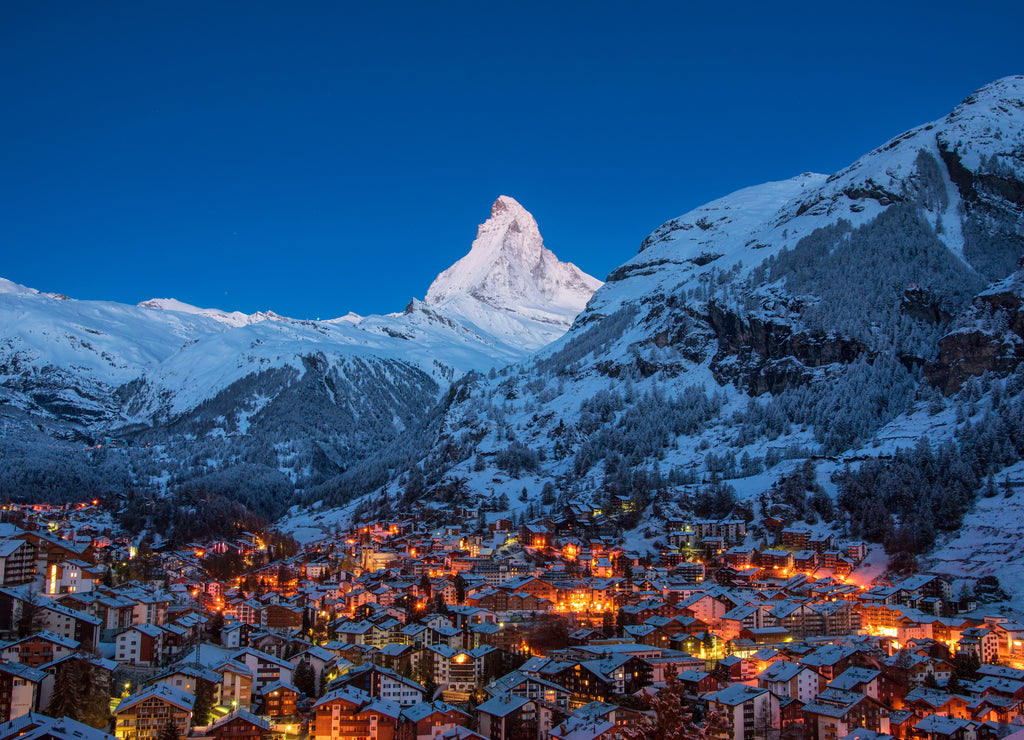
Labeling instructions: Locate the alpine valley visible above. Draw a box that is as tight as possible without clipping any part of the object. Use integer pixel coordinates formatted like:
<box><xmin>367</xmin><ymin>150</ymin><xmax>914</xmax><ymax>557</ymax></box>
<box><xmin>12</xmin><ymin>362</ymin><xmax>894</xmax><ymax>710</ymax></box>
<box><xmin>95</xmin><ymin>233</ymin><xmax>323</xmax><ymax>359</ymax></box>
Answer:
<box><xmin>5</xmin><ymin>77</ymin><xmax>1024</xmax><ymax>599</ymax></box>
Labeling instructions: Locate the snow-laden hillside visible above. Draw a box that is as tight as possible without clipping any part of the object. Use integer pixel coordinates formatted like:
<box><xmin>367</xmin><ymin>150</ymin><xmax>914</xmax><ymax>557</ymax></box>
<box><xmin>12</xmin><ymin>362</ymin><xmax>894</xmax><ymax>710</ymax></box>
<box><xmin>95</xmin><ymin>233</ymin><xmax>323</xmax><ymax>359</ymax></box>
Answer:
<box><xmin>594</xmin><ymin>75</ymin><xmax>1024</xmax><ymax>322</ymax></box>
<box><xmin>1</xmin><ymin>197</ymin><xmax>601</xmax><ymax>426</ymax></box>
<box><xmin>308</xmin><ymin>77</ymin><xmax>1024</xmax><ymax>601</ymax></box>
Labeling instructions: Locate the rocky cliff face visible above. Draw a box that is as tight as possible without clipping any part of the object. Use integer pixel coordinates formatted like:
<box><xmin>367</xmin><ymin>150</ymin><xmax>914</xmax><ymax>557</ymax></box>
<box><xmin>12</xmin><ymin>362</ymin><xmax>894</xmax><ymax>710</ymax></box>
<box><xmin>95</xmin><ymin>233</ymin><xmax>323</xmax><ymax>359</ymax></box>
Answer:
<box><xmin>927</xmin><ymin>270</ymin><xmax>1024</xmax><ymax>394</ymax></box>
<box><xmin>703</xmin><ymin>303</ymin><xmax>869</xmax><ymax>395</ymax></box>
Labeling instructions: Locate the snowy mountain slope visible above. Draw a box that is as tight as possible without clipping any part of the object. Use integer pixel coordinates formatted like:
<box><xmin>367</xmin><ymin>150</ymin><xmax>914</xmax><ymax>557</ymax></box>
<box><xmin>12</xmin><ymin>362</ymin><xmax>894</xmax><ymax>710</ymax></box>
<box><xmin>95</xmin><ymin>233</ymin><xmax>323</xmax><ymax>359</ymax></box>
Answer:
<box><xmin>0</xmin><ymin>198</ymin><xmax>600</xmax><ymax>506</ymax></box>
<box><xmin>425</xmin><ymin>195</ymin><xmax>603</xmax><ymax>351</ymax></box>
<box><xmin>137</xmin><ymin>297</ymin><xmax>273</xmax><ymax>328</ymax></box>
<box><xmin>329</xmin><ymin>77</ymin><xmax>1024</xmax><ymax>596</ymax></box>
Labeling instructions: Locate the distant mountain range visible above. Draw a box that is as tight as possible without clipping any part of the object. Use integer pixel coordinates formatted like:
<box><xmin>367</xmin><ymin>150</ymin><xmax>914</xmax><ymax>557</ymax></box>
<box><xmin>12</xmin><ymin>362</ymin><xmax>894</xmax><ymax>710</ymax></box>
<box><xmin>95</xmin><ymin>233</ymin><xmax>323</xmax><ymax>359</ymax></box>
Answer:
<box><xmin>0</xmin><ymin>195</ymin><xmax>599</xmax><ymax>515</ymax></box>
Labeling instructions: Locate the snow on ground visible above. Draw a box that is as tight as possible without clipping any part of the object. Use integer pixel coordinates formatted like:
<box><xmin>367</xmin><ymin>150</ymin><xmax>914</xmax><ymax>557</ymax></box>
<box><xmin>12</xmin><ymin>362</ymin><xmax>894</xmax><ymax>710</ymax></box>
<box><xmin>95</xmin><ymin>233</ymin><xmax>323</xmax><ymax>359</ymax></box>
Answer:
<box><xmin>925</xmin><ymin>460</ymin><xmax>1024</xmax><ymax>601</ymax></box>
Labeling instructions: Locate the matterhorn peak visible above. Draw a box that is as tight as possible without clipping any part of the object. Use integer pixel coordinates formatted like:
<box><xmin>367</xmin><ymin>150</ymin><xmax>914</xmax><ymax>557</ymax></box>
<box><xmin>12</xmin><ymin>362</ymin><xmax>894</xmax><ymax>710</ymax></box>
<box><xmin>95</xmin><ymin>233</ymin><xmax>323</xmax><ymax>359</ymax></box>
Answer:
<box><xmin>422</xmin><ymin>196</ymin><xmax>601</xmax><ymax>350</ymax></box>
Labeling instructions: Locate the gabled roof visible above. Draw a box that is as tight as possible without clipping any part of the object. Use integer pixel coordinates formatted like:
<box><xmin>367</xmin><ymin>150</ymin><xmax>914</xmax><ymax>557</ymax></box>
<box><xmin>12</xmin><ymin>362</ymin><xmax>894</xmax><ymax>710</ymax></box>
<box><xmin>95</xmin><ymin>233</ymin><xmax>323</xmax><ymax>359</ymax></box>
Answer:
<box><xmin>359</xmin><ymin>697</ymin><xmax>403</xmax><ymax>719</ymax></box>
<box><xmin>115</xmin><ymin>683</ymin><xmax>196</xmax><ymax>714</ymax></box>
<box><xmin>758</xmin><ymin>661</ymin><xmax>810</xmax><ymax>683</ymax></box>
<box><xmin>232</xmin><ymin>647</ymin><xmax>293</xmax><ymax>670</ymax></box>
<box><xmin>799</xmin><ymin>644</ymin><xmax>858</xmax><ymax>668</ymax></box>
<box><xmin>8</xmin><ymin>714</ymin><xmax>116</xmax><ymax>740</ymax></box>
<box><xmin>312</xmin><ymin>686</ymin><xmax>370</xmax><ymax>709</ymax></box>
<box><xmin>914</xmin><ymin>715</ymin><xmax>974</xmax><ymax>735</ymax></box>
<box><xmin>0</xmin><ymin>660</ymin><xmax>46</xmax><ymax>683</ymax></box>
<box><xmin>122</xmin><ymin>623</ymin><xmax>165</xmax><ymax>639</ymax></box>
<box><xmin>401</xmin><ymin>699</ymin><xmax>469</xmax><ymax>723</ymax></box>
<box><xmin>710</xmin><ymin>684</ymin><xmax>769</xmax><ymax>706</ymax></box>
<box><xmin>802</xmin><ymin>689</ymin><xmax>874</xmax><ymax>719</ymax></box>
<box><xmin>476</xmin><ymin>693</ymin><xmax>533</xmax><ymax>717</ymax></box>
<box><xmin>485</xmin><ymin>670</ymin><xmax>567</xmax><ymax>698</ymax></box>
<box><xmin>905</xmin><ymin>687</ymin><xmax>963</xmax><ymax>708</ymax></box>
<box><xmin>292</xmin><ymin>645</ymin><xmax>335</xmax><ymax>664</ymax></box>
<box><xmin>207</xmin><ymin>709</ymin><xmax>271</xmax><ymax>732</ymax></box>
<box><xmin>151</xmin><ymin>663</ymin><xmax>221</xmax><ymax>685</ymax></box>
<box><xmin>828</xmin><ymin>667</ymin><xmax>880</xmax><ymax>691</ymax></box>
<box><xmin>6</xmin><ymin>630</ymin><xmax>80</xmax><ymax>650</ymax></box>
<box><xmin>260</xmin><ymin>680</ymin><xmax>301</xmax><ymax>696</ymax></box>
<box><xmin>212</xmin><ymin>658</ymin><xmax>254</xmax><ymax>678</ymax></box>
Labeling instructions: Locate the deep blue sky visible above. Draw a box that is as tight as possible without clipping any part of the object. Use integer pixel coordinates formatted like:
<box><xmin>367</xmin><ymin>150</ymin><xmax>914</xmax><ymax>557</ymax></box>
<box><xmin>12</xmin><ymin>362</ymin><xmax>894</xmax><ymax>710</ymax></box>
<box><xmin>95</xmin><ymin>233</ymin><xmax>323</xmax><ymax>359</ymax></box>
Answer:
<box><xmin>2</xmin><ymin>2</ymin><xmax>1021</xmax><ymax>319</ymax></box>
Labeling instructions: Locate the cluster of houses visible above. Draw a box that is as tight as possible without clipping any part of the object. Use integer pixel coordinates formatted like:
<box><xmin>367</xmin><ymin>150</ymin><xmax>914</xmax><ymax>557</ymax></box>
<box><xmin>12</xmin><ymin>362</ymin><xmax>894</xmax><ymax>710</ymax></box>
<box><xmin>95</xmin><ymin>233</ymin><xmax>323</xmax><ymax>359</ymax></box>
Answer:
<box><xmin>0</xmin><ymin>500</ymin><xmax>1019</xmax><ymax>740</ymax></box>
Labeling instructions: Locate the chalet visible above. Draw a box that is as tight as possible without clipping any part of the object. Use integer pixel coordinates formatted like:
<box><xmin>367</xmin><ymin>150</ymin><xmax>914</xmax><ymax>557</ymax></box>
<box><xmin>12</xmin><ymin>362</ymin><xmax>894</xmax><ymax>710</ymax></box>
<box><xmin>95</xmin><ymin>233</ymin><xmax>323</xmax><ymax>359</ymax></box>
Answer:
<box><xmin>757</xmin><ymin>660</ymin><xmax>826</xmax><ymax>703</ymax></box>
<box><xmin>2</xmin><ymin>631</ymin><xmax>79</xmax><ymax>669</ymax></box>
<box><xmin>957</xmin><ymin>627</ymin><xmax>1000</xmax><ymax>665</ymax></box>
<box><xmin>357</xmin><ymin>698</ymin><xmax>402</xmax><ymax>740</ymax></box>
<box><xmin>258</xmin><ymin>681</ymin><xmax>299</xmax><ymax>718</ymax></box>
<box><xmin>760</xmin><ymin>550</ymin><xmax>794</xmax><ymax>572</ymax></box>
<box><xmin>828</xmin><ymin>667</ymin><xmax>882</xmax><ymax>699</ymax></box>
<box><xmin>0</xmin><ymin>591</ymin><xmax>101</xmax><ymax>650</ymax></box>
<box><xmin>332</xmin><ymin>664</ymin><xmax>425</xmax><ymax>707</ymax></box>
<box><xmin>799</xmin><ymin>644</ymin><xmax>860</xmax><ymax>682</ymax></box>
<box><xmin>212</xmin><ymin>659</ymin><xmax>255</xmax><ymax>711</ymax></box>
<box><xmin>802</xmin><ymin>688</ymin><xmax>890</xmax><ymax>740</ymax></box>
<box><xmin>904</xmin><ymin>687</ymin><xmax>972</xmax><ymax>720</ymax></box>
<box><xmin>312</xmin><ymin>686</ymin><xmax>372</xmax><ymax>740</ymax></box>
<box><xmin>794</xmin><ymin>551</ymin><xmax>820</xmax><ymax>572</ymax></box>
<box><xmin>150</xmin><ymin>664</ymin><xmax>221</xmax><ymax>701</ymax></box>
<box><xmin>0</xmin><ymin>661</ymin><xmax>46</xmax><ymax>722</ymax></box>
<box><xmin>115</xmin><ymin>624</ymin><xmax>164</xmax><ymax>667</ymax></box>
<box><xmin>0</xmin><ymin>541</ymin><xmax>36</xmax><ymax>587</ymax></box>
<box><xmin>397</xmin><ymin>700</ymin><xmax>471</xmax><ymax>740</ymax></box>
<box><xmin>475</xmin><ymin>694</ymin><xmax>538</xmax><ymax>740</ymax></box>
<box><xmin>231</xmin><ymin>648</ymin><xmax>294</xmax><ymax>693</ymax></box>
<box><xmin>781</xmin><ymin>528</ymin><xmax>813</xmax><ymax>550</ymax></box>
<box><xmin>726</xmin><ymin>547</ymin><xmax>755</xmax><ymax>569</ymax></box>
<box><xmin>568</xmin><ymin>654</ymin><xmax>653</xmax><ymax>703</ymax></box>
<box><xmin>706</xmin><ymin>685</ymin><xmax>780</xmax><ymax>740</ymax></box>
<box><xmin>206</xmin><ymin>709</ymin><xmax>270</xmax><ymax>740</ymax></box>
<box><xmin>808</xmin><ymin>533</ymin><xmax>835</xmax><ymax>554</ymax></box>
<box><xmin>912</xmin><ymin>715</ymin><xmax>977</xmax><ymax>740</ymax></box>
<box><xmin>720</xmin><ymin>605</ymin><xmax>767</xmax><ymax>640</ymax></box>
<box><xmin>485</xmin><ymin>670</ymin><xmax>572</xmax><ymax>710</ymax></box>
<box><xmin>675</xmin><ymin>669</ymin><xmax>719</xmax><ymax>696</ymax></box>
<box><xmin>114</xmin><ymin>684</ymin><xmax>194</xmax><ymax>740</ymax></box>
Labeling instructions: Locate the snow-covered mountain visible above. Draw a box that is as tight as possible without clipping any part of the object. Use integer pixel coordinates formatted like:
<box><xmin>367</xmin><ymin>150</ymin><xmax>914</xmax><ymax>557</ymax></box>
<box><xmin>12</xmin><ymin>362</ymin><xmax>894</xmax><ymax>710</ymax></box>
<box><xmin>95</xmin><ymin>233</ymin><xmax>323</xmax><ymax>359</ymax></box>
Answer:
<box><xmin>0</xmin><ymin>198</ymin><xmax>599</xmax><ymax>511</ymax></box>
<box><xmin>330</xmin><ymin>76</ymin><xmax>1024</xmax><ymax>598</ymax></box>
<box><xmin>425</xmin><ymin>195</ymin><xmax>602</xmax><ymax>351</ymax></box>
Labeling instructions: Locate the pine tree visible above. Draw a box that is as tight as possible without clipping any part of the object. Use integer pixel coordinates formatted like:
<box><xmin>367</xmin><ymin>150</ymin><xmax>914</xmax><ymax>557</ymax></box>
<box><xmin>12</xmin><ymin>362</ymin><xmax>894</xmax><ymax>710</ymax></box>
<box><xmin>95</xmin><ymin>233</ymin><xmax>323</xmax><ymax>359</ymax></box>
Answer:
<box><xmin>17</xmin><ymin>592</ymin><xmax>42</xmax><ymax>638</ymax></box>
<box><xmin>620</xmin><ymin>664</ymin><xmax>733</xmax><ymax>740</ymax></box>
<box><xmin>192</xmin><ymin>679</ymin><xmax>215</xmax><ymax>726</ymax></box>
<box><xmin>422</xmin><ymin>674</ymin><xmax>438</xmax><ymax>701</ymax></box>
<box><xmin>294</xmin><ymin>660</ymin><xmax>316</xmax><ymax>698</ymax></box>
<box><xmin>602</xmin><ymin>610</ymin><xmax>615</xmax><ymax>638</ymax></box>
<box><xmin>45</xmin><ymin>658</ymin><xmax>83</xmax><ymax>720</ymax></box>
<box><xmin>158</xmin><ymin>718</ymin><xmax>180</xmax><ymax>740</ymax></box>
<box><xmin>434</xmin><ymin>593</ymin><xmax>449</xmax><ymax>615</ymax></box>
